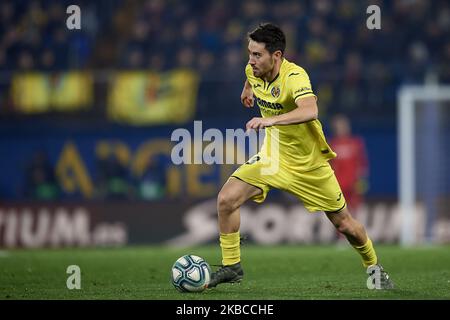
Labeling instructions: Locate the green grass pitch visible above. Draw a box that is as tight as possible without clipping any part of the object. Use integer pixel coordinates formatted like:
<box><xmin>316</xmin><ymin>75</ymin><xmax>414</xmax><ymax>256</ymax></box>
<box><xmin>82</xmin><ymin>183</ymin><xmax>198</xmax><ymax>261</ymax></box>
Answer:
<box><xmin>1</xmin><ymin>245</ymin><xmax>449</xmax><ymax>300</ymax></box>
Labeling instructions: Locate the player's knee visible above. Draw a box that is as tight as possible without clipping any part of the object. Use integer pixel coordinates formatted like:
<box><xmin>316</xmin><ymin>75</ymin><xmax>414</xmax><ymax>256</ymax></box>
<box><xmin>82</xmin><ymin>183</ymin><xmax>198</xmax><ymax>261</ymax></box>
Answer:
<box><xmin>336</xmin><ymin>222</ymin><xmax>348</xmax><ymax>235</ymax></box>
<box><xmin>217</xmin><ymin>190</ymin><xmax>239</xmax><ymax>215</ymax></box>
<box><xmin>335</xmin><ymin>218</ymin><xmax>357</xmax><ymax>236</ymax></box>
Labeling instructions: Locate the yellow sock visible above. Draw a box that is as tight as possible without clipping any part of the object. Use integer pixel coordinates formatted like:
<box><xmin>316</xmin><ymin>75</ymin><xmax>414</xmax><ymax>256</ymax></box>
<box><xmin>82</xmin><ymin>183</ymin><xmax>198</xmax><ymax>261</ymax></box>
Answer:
<box><xmin>352</xmin><ymin>238</ymin><xmax>378</xmax><ymax>267</ymax></box>
<box><xmin>220</xmin><ymin>231</ymin><xmax>241</xmax><ymax>266</ymax></box>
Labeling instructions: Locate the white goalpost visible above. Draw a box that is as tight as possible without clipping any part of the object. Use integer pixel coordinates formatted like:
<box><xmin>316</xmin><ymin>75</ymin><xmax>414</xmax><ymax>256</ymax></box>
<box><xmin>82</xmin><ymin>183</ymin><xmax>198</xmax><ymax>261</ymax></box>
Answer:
<box><xmin>398</xmin><ymin>85</ymin><xmax>450</xmax><ymax>245</ymax></box>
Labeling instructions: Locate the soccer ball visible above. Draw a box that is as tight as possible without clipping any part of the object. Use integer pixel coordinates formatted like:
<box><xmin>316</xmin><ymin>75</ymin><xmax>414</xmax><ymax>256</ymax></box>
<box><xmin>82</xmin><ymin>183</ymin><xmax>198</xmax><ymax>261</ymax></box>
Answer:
<box><xmin>171</xmin><ymin>254</ymin><xmax>211</xmax><ymax>292</ymax></box>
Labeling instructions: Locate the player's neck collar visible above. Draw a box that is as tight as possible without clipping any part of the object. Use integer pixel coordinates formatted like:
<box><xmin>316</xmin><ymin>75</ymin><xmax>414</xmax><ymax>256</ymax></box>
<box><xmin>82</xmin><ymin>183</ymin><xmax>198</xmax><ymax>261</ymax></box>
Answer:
<box><xmin>264</xmin><ymin>58</ymin><xmax>284</xmax><ymax>83</ymax></box>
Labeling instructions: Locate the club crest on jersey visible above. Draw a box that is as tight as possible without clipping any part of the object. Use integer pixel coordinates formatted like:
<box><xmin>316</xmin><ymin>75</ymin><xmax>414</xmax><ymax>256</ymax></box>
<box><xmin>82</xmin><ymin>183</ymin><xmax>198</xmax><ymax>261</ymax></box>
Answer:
<box><xmin>271</xmin><ymin>86</ymin><xmax>280</xmax><ymax>98</ymax></box>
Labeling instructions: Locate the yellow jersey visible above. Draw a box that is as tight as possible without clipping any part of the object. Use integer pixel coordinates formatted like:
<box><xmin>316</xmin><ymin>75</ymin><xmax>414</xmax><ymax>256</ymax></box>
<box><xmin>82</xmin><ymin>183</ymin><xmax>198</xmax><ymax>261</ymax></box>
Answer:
<box><xmin>245</xmin><ymin>58</ymin><xmax>336</xmax><ymax>171</ymax></box>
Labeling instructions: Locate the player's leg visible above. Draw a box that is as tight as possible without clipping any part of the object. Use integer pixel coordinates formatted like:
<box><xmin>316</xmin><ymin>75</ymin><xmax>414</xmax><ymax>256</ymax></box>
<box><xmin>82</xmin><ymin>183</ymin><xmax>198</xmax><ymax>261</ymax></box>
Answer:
<box><xmin>286</xmin><ymin>163</ymin><xmax>394</xmax><ymax>289</ymax></box>
<box><xmin>217</xmin><ymin>177</ymin><xmax>261</xmax><ymax>263</ymax></box>
<box><xmin>325</xmin><ymin>207</ymin><xmax>394</xmax><ymax>289</ymax></box>
<box><xmin>217</xmin><ymin>177</ymin><xmax>261</xmax><ymax>232</ymax></box>
<box><xmin>325</xmin><ymin>206</ymin><xmax>375</xmax><ymax>259</ymax></box>
<box><xmin>287</xmin><ymin>163</ymin><xmax>376</xmax><ymax>265</ymax></box>
<box><xmin>208</xmin><ymin>177</ymin><xmax>261</xmax><ymax>288</ymax></box>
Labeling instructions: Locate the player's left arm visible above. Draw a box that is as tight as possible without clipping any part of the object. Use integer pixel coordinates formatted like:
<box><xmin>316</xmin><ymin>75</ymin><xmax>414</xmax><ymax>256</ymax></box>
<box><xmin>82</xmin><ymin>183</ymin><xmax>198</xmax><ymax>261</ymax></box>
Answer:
<box><xmin>246</xmin><ymin>68</ymin><xmax>318</xmax><ymax>131</ymax></box>
<box><xmin>269</xmin><ymin>96</ymin><xmax>318</xmax><ymax>125</ymax></box>
<box><xmin>245</xmin><ymin>96</ymin><xmax>318</xmax><ymax>130</ymax></box>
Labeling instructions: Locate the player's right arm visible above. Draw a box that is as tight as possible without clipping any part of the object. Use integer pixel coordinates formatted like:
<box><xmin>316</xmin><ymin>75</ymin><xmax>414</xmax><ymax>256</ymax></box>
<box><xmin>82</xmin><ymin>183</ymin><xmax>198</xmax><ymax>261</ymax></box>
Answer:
<box><xmin>242</xmin><ymin>65</ymin><xmax>255</xmax><ymax>108</ymax></box>
<box><xmin>241</xmin><ymin>79</ymin><xmax>254</xmax><ymax>108</ymax></box>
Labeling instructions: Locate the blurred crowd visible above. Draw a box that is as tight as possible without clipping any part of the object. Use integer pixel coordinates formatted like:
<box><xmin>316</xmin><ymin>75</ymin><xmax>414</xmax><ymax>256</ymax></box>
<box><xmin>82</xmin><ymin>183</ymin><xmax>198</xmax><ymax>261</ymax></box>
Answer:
<box><xmin>3</xmin><ymin>0</ymin><xmax>448</xmax><ymax>201</ymax></box>
<box><xmin>0</xmin><ymin>0</ymin><xmax>449</xmax><ymax>120</ymax></box>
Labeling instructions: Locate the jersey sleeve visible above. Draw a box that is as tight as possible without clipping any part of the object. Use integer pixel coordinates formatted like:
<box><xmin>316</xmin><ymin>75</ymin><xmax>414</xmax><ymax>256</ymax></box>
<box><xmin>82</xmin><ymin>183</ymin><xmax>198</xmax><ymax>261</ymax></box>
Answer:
<box><xmin>286</xmin><ymin>68</ymin><xmax>316</xmax><ymax>102</ymax></box>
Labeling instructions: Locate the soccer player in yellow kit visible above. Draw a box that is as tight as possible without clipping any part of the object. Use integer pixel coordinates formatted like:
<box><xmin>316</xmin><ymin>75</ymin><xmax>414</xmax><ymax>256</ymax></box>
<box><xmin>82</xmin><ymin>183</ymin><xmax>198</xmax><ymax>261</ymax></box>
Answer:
<box><xmin>208</xmin><ymin>23</ymin><xmax>394</xmax><ymax>289</ymax></box>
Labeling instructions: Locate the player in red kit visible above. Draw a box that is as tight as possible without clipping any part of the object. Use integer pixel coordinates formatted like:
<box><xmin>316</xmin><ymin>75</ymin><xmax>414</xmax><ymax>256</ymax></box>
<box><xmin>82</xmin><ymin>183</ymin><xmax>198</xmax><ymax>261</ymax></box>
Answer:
<box><xmin>329</xmin><ymin>114</ymin><xmax>369</xmax><ymax>212</ymax></box>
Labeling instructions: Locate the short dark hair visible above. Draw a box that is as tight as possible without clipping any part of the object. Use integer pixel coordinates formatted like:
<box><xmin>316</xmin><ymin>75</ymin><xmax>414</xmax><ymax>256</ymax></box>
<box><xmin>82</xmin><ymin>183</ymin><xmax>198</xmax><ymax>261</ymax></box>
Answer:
<box><xmin>248</xmin><ymin>23</ymin><xmax>286</xmax><ymax>55</ymax></box>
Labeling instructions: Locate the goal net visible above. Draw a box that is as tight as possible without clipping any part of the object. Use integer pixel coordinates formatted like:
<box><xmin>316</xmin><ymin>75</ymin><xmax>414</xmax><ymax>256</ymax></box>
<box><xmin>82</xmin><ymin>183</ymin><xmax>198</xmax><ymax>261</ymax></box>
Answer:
<box><xmin>398</xmin><ymin>85</ymin><xmax>450</xmax><ymax>245</ymax></box>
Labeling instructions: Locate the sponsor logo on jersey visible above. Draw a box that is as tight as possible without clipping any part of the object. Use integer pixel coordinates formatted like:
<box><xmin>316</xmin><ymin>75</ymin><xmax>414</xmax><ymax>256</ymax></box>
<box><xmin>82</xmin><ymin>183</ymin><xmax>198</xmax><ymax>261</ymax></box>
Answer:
<box><xmin>294</xmin><ymin>87</ymin><xmax>312</xmax><ymax>95</ymax></box>
<box><xmin>255</xmin><ymin>96</ymin><xmax>283</xmax><ymax>110</ymax></box>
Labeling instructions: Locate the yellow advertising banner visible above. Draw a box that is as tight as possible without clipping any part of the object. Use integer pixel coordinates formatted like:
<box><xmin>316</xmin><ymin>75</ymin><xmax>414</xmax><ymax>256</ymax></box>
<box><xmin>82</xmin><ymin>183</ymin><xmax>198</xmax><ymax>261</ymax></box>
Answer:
<box><xmin>11</xmin><ymin>72</ymin><xmax>93</xmax><ymax>113</ymax></box>
<box><xmin>11</xmin><ymin>73</ymin><xmax>49</xmax><ymax>113</ymax></box>
<box><xmin>107</xmin><ymin>69</ymin><xmax>199</xmax><ymax>125</ymax></box>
